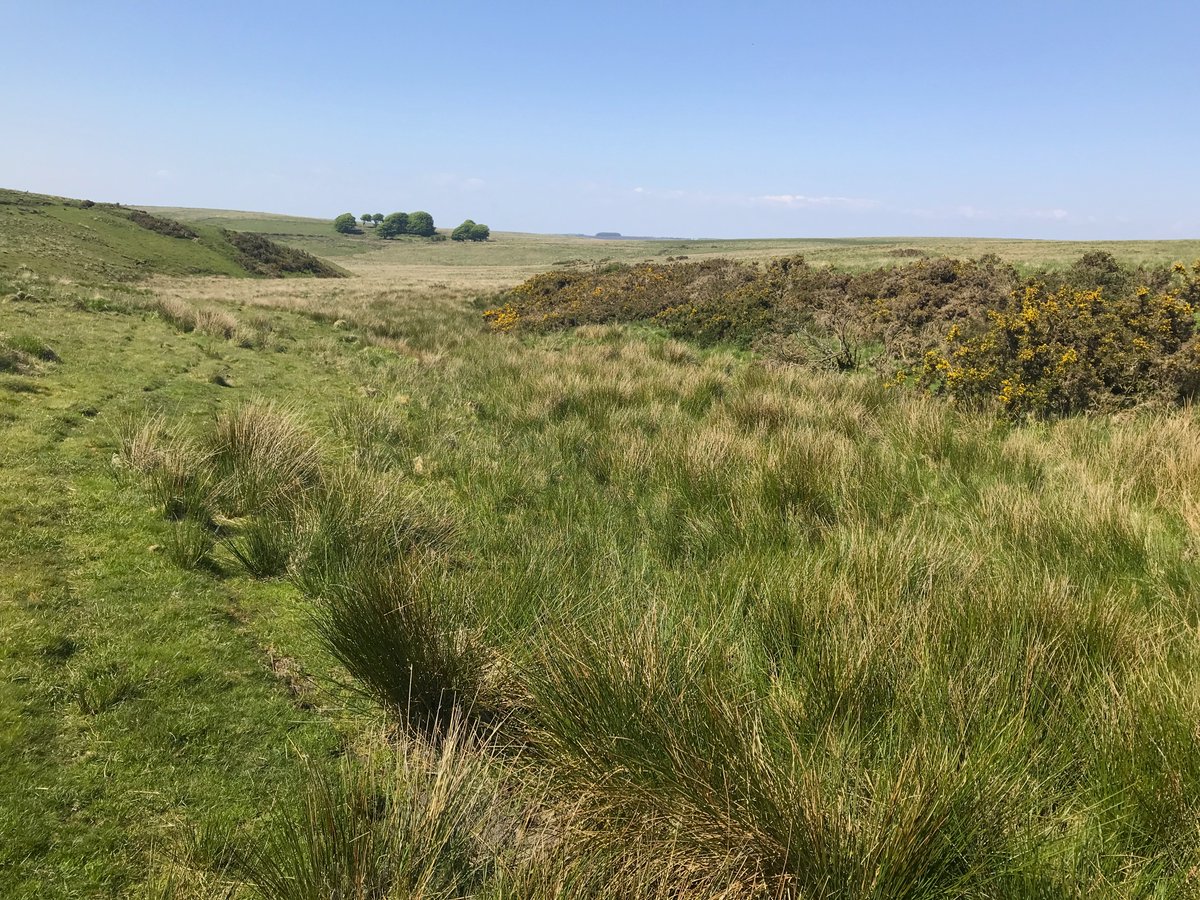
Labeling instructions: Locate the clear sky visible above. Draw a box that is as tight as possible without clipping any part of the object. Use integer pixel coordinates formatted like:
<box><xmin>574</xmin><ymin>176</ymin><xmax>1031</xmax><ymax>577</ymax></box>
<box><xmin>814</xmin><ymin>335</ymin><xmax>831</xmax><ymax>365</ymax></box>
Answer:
<box><xmin>3</xmin><ymin>1</ymin><xmax>1198</xmax><ymax>239</ymax></box>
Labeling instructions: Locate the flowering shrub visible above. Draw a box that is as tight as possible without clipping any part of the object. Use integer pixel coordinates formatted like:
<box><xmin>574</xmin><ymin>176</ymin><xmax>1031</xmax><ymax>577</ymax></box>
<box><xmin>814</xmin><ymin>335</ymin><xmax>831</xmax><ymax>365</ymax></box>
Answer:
<box><xmin>484</xmin><ymin>260</ymin><xmax>770</xmax><ymax>343</ymax></box>
<box><xmin>483</xmin><ymin>255</ymin><xmax>1015</xmax><ymax>354</ymax></box>
<box><xmin>484</xmin><ymin>253</ymin><xmax>1200</xmax><ymax>417</ymax></box>
<box><xmin>916</xmin><ymin>263</ymin><xmax>1200</xmax><ymax>417</ymax></box>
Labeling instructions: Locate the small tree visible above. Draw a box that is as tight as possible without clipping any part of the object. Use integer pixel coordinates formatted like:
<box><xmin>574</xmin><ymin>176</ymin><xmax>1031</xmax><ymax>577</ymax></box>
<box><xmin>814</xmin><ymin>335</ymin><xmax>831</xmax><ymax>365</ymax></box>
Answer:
<box><xmin>333</xmin><ymin>213</ymin><xmax>358</xmax><ymax>234</ymax></box>
<box><xmin>377</xmin><ymin>212</ymin><xmax>409</xmax><ymax>239</ymax></box>
<box><xmin>452</xmin><ymin>219</ymin><xmax>490</xmax><ymax>242</ymax></box>
<box><xmin>372</xmin><ymin>213</ymin><xmax>384</xmax><ymax>225</ymax></box>
<box><xmin>407</xmin><ymin>210</ymin><xmax>436</xmax><ymax>237</ymax></box>
<box><xmin>361</xmin><ymin>214</ymin><xmax>373</xmax><ymax>226</ymax></box>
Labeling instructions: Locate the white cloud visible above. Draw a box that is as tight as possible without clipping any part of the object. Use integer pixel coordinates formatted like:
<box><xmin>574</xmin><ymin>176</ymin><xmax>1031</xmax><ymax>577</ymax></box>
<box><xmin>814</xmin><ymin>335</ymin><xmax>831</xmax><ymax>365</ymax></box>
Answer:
<box><xmin>622</xmin><ymin>185</ymin><xmax>879</xmax><ymax>210</ymax></box>
<box><xmin>954</xmin><ymin>204</ymin><xmax>990</xmax><ymax>220</ymax></box>
<box><xmin>754</xmin><ymin>193</ymin><xmax>879</xmax><ymax>210</ymax></box>
<box><xmin>428</xmin><ymin>172</ymin><xmax>486</xmax><ymax>192</ymax></box>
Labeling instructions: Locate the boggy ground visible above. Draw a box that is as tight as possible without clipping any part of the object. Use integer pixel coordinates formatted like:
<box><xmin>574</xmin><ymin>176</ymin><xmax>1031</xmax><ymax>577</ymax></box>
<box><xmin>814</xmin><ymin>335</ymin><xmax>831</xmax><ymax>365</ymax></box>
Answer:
<box><xmin>2</xmin><ymin>248</ymin><xmax>1200</xmax><ymax>898</ymax></box>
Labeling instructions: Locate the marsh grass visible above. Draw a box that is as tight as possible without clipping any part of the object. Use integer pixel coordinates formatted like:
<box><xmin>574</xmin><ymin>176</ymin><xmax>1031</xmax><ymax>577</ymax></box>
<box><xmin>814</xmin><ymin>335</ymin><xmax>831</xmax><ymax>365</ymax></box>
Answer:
<box><xmin>207</xmin><ymin>401</ymin><xmax>323</xmax><ymax>516</ymax></box>
<box><xmin>111</xmin><ymin>263</ymin><xmax>1200</xmax><ymax>896</ymax></box>
<box><xmin>237</xmin><ymin>723</ymin><xmax>504</xmax><ymax>899</ymax></box>
<box><xmin>219</xmin><ymin>516</ymin><xmax>293</xmax><ymax>578</ymax></box>
<box><xmin>165</xmin><ymin>519</ymin><xmax>215</xmax><ymax>571</ymax></box>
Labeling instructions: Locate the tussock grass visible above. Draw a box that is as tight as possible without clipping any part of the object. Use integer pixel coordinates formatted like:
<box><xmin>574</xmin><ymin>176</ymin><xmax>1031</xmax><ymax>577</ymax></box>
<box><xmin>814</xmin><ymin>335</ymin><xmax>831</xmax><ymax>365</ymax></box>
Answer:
<box><xmin>109</xmin><ymin>266</ymin><xmax>1200</xmax><ymax>896</ymax></box>
<box><xmin>220</xmin><ymin>516</ymin><xmax>293</xmax><ymax>578</ymax></box>
<box><xmin>148</xmin><ymin>437</ymin><xmax>217</xmax><ymax>523</ymax></box>
<box><xmin>164</xmin><ymin>519</ymin><xmax>214</xmax><ymax>571</ymax></box>
<box><xmin>312</xmin><ymin>566</ymin><xmax>493</xmax><ymax>734</ymax></box>
<box><xmin>155</xmin><ymin>297</ymin><xmax>279</xmax><ymax>348</ymax></box>
<box><xmin>0</xmin><ymin>332</ymin><xmax>60</xmax><ymax>374</ymax></box>
<box><xmin>208</xmin><ymin>401</ymin><xmax>323</xmax><ymax>515</ymax></box>
<box><xmin>155</xmin><ymin>297</ymin><xmax>200</xmax><ymax>332</ymax></box>
<box><xmin>236</xmin><ymin>723</ymin><xmax>505</xmax><ymax>899</ymax></box>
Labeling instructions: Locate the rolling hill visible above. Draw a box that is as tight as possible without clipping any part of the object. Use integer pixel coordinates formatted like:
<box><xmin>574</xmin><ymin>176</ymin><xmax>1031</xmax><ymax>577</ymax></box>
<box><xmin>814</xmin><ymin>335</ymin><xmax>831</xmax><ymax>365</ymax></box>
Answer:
<box><xmin>0</xmin><ymin>189</ymin><xmax>344</xmax><ymax>282</ymax></box>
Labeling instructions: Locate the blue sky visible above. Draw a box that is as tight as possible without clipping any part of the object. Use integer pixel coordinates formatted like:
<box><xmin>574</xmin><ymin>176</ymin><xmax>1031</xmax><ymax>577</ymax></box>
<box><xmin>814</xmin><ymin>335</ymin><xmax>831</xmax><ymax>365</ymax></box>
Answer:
<box><xmin>3</xmin><ymin>1</ymin><xmax>1198</xmax><ymax>238</ymax></box>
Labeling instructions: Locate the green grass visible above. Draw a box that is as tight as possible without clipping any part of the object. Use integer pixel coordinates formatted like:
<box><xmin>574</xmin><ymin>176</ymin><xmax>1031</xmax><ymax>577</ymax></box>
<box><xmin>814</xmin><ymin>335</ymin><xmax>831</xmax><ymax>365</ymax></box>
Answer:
<box><xmin>139</xmin><ymin>207</ymin><xmax>341</xmax><ymax>238</ymax></box>
<box><xmin>0</xmin><ymin>292</ymin><xmax>359</xmax><ymax>897</ymax></box>
<box><xmin>0</xmin><ymin>189</ymin><xmax>342</xmax><ymax>283</ymax></box>
<box><xmin>5</xmin><ymin>213</ymin><xmax>1200</xmax><ymax>896</ymax></box>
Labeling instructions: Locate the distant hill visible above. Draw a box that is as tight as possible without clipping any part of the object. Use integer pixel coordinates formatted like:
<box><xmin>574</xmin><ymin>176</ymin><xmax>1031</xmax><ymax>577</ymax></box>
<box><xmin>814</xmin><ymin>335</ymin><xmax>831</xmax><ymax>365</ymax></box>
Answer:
<box><xmin>0</xmin><ymin>189</ymin><xmax>344</xmax><ymax>282</ymax></box>
<box><xmin>569</xmin><ymin>232</ymin><xmax>688</xmax><ymax>241</ymax></box>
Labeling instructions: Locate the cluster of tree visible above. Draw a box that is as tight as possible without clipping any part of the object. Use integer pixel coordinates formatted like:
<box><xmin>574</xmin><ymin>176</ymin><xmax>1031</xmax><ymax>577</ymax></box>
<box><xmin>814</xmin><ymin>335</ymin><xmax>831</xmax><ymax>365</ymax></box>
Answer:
<box><xmin>333</xmin><ymin>211</ymin><xmax>490</xmax><ymax>241</ymax></box>
<box><xmin>332</xmin><ymin>210</ymin><xmax>437</xmax><ymax>238</ymax></box>
<box><xmin>377</xmin><ymin>211</ymin><xmax>436</xmax><ymax>239</ymax></box>
<box><xmin>451</xmin><ymin>219</ymin><xmax>490</xmax><ymax>242</ymax></box>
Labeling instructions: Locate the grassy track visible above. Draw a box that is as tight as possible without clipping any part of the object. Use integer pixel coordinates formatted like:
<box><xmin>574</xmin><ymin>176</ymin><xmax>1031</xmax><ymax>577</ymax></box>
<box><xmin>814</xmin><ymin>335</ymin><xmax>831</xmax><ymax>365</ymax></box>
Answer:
<box><xmin>0</xmin><ymin>296</ymin><xmax>361</xmax><ymax>896</ymax></box>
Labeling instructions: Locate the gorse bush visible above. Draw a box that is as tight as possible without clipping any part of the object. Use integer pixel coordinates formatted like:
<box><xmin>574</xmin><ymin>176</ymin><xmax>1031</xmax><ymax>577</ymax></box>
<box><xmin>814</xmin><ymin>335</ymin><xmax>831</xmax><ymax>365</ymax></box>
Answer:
<box><xmin>124</xmin><ymin>208</ymin><xmax>198</xmax><ymax>240</ymax></box>
<box><xmin>486</xmin><ymin>253</ymin><xmax>1200</xmax><ymax>418</ymax></box>
<box><xmin>483</xmin><ymin>255</ymin><xmax>1014</xmax><ymax>352</ymax></box>
<box><xmin>918</xmin><ymin>263</ymin><xmax>1200</xmax><ymax>416</ymax></box>
<box><xmin>222</xmin><ymin>230</ymin><xmax>344</xmax><ymax>278</ymax></box>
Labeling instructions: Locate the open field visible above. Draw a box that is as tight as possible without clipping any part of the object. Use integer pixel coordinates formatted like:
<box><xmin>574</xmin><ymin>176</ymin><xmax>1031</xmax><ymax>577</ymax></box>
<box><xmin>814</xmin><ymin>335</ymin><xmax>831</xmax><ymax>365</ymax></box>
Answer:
<box><xmin>3</xmin><ymin>199</ymin><xmax>1200</xmax><ymax>897</ymax></box>
<box><xmin>142</xmin><ymin>204</ymin><xmax>1200</xmax><ymax>274</ymax></box>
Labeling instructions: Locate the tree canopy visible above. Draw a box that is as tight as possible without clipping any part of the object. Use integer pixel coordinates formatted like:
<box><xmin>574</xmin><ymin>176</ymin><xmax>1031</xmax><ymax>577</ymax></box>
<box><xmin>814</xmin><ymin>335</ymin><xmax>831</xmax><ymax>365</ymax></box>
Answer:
<box><xmin>406</xmin><ymin>210</ymin><xmax>436</xmax><ymax>237</ymax></box>
<box><xmin>451</xmin><ymin>219</ymin><xmax>490</xmax><ymax>242</ymax></box>
<box><xmin>376</xmin><ymin>212</ymin><xmax>410</xmax><ymax>239</ymax></box>
<box><xmin>332</xmin><ymin>212</ymin><xmax>359</xmax><ymax>234</ymax></box>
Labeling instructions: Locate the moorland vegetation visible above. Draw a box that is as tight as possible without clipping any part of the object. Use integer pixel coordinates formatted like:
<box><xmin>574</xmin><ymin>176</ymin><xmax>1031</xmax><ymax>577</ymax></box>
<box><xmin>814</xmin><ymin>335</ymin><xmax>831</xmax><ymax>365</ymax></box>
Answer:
<box><xmin>486</xmin><ymin>251</ymin><xmax>1200</xmax><ymax>418</ymax></box>
<box><xmin>4</xmin><ymin>204</ymin><xmax>1200</xmax><ymax>897</ymax></box>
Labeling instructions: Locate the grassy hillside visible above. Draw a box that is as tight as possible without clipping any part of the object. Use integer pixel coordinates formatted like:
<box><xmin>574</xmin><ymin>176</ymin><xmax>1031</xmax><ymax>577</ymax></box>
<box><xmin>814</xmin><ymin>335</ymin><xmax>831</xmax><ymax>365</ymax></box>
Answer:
<box><xmin>0</xmin><ymin>190</ymin><xmax>343</xmax><ymax>283</ymax></box>
<box><xmin>140</xmin><ymin>206</ymin><xmax>336</xmax><ymax>237</ymax></box>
